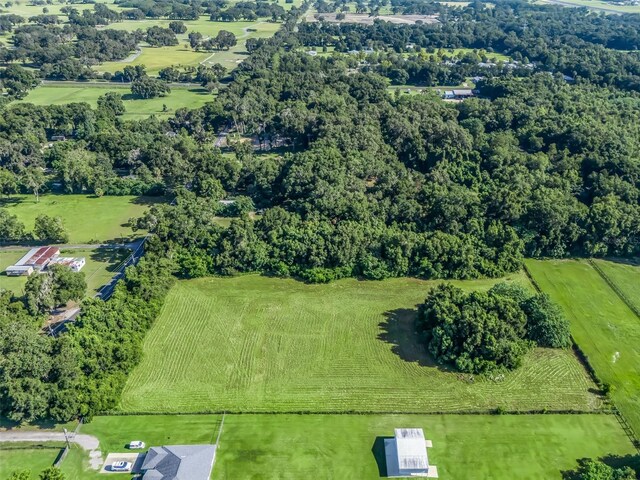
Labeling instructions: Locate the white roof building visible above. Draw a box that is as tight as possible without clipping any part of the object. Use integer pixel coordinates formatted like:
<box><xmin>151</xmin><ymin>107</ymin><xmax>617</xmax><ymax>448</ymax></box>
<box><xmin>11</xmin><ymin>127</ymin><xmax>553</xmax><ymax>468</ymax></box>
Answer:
<box><xmin>384</xmin><ymin>428</ymin><xmax>437</xmax><ymax>478</ymax></box>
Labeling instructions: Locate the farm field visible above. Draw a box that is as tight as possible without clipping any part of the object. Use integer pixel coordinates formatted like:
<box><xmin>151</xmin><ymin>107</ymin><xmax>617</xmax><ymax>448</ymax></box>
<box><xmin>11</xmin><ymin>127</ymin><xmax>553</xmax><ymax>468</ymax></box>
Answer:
<box><xmin>120</xmin><ymin>274</ymin><xmax>600</xmax><ymax>414</ymax></box>
<box><xmin>526</xmin><ymin>259</ymin><xmax>640</xmax><ymax>435</ymax></box>
<box><xmin>1</xmin><ymin>194</ymin><xmax>162</xmax><ymax>244</ymax></box>
<box><xmin>15</xmin><ymin>85</ymin><xmax>213</xmax><ymax>119</ymax></box>
<box><xmin>0</xmin><ymin>247</ymin><xmax>129</xmax><ymax>296</ymax></box>
<box><xmin>97</xmin><ymin>18</ymin><xmax>281</xmax><ymax>74</ymax></box>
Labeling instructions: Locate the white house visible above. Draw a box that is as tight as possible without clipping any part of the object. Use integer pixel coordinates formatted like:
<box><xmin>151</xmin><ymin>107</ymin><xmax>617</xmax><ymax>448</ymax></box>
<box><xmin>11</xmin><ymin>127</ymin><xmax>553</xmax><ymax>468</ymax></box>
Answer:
<box><xmin>384</xmin><ymin>428</ymin><xmax>438</xmax><ymax>478</ymax></box>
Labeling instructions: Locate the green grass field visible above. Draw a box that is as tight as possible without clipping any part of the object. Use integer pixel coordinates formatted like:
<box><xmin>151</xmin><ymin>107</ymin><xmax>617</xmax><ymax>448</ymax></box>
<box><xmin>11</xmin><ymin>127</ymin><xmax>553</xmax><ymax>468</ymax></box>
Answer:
<box><xmin>214</xmin><ymin>414</ymin><xmax>636</xmax><ymax>480</ymax></box>
<box><xmin>15</xmin><ymin>85</ymin><xmax>213</xmax><ymax>119</ymax></box>
<box><xmin>526</xmin><ymin>259</ymin><xmax>640</xmax><ymax>435</ymax></box>
<box><xmin>120</xmin><ymin>274</ymin><xmax>600</xmax><ymax>414</ymax></box>
<box><xmin>1</xmin><ymin>194</ymin><xmax>162</xmax><ymax>244</ymax></box>
<box><xmin>0</xmin><ymin>444</ymin><xmax>62</xmax><ymax>479</ymax></box>
<box><xmin>6</xmin><ymin>413</ymin><xmax>633</xmax><ymax>479</ymax></box>
<box><xmin>0</xmin><ymin>247</ymin><xmax>129</xmax><ymax>297</ymax></box>
<box><xmin>591</xmin><ymin>259</ymin><xmax>640</xmax><ymax>313</ymax></box>
<box><xmin>97</xmin><ymin>18</ymin><xmax>281</xmax><ymax>74</ymax></box>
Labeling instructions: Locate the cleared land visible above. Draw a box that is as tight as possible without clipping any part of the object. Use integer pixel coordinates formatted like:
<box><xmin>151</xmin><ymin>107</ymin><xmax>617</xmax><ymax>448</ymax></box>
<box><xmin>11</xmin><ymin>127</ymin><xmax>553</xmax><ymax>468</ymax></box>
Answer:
<box><xmin>97</xmin><ymin>18</ymin><xmax>281</xmax><ymax>74</ymax></box>
<box><xmin>15</xmin><ymin>85</ymin><xmax>213</xmax><ymax>120</ymax></box>
<box><xmin>0</xmin><ymin>247</ymin><xmax>129</xmax><ymax>297</ymax></box>
<box><xmin>526</xmin><ymin>259</ymin><xmax>640</xmax><ymax>435</ymax></box>
<box><xmin>121</xmin><ymin>274</ymin><xmax>600</xmax><ymax>414</ymax></box>
<box><xmin>1</xmin><ymin>194</ymin><xmax>162</xmax><ymax>244</ymax></box>
<box><xmin>214</xmin><ymin>414</ymin><xmax>635</xmax><ymax>479</ymax></box>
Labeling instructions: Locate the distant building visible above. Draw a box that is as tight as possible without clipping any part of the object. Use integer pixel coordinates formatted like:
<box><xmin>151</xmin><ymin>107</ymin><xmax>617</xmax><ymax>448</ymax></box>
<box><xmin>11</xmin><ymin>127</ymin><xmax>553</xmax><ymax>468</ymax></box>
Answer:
<box><xmin>384</xmin><ymin>428</ymin><xmax>437</xmax><ymax>478</ymax></box>
<box><xmin>141</xmin><ymin>445</ymin><xmax>216</xmax><ymax>480</ymax></box>
<box><xmin>50</xmin><ymin>256</ymin><xmax>86</xmax><ymax>272</ymax></box>
<box><xmin>443</xmin><ymin>89</ymin><xmax>475</xmax><ymax>100</ymax></box>
<box><xmin>11</xmin><ymin>246</ymin><xmax>60</xmax><ymax>272</ymax></box>
<box><xmin>4</xmin><ymin>247</ymin><xmax>86</xmax><ymax>276</ymax></box>
<box><xmin>307</xmin><ymin>50</ymin><xmax>318</xmax><ymax>56</ymax></box>
<box><xmin>5</xmin><ymin>265</ymin><xmax>34</xmax><ymax>277</ymax></box>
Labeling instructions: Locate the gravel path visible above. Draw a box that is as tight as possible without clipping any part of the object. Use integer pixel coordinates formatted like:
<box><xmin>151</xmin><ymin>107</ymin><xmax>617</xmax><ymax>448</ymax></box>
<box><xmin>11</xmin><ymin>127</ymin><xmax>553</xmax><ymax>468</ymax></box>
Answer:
<box><xmin>0</xmin><ymin>431</ymin><xmax>103</xmax><ymax>470</ymax></box>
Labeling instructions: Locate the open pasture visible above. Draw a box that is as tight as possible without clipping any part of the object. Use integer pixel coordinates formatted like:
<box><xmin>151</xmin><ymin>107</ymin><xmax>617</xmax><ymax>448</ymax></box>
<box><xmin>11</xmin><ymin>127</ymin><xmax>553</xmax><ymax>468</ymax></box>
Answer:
<box><xmin>537</xmin><ymin>0</ymin><xmax>640</xmax><ymax>13</ymax></box>
<box><xmin>97</xmin><ymin>18</ymin><xmax>281</xmax><ymax>74</ymax></box>
<box><xmin>120</xmin><ymin>274</ymin><xmax>600</xmax><ymax>414</ymax></box>
<box><xmin>1</xmin><ymin>194</ymin><xmax>161</xmax><ymax>244</ymax></box>
<box><xmin>526</xmin><ymin>259</ymin><xmax>640</xmax><ymax>435</ymax></box>
<box><xmin>15</xmin><ymin>84</ymin><xmax>213</xmax><ymax>119</ymax></box>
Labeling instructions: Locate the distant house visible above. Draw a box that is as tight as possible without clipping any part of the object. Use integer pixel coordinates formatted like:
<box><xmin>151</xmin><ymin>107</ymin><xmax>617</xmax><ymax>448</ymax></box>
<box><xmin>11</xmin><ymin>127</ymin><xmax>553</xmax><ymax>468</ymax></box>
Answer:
<box><xmin>384</xmin><ymin>429</ymin><xmax>437</xmax><ymax>478</ymax></box>
<box><xmin>141</xmin><ymin>445</ymin><xmax>216</xmax><ymax>480</ymax></box>
<box><xmin>443</xmin><ymin>89</ymin><xmax>475</xmax><ymax>100</ymax></box>
<box><xmin>51</xmin><ymin>135</ymin><xmax>66</xmax><ymax>141</ymax></box>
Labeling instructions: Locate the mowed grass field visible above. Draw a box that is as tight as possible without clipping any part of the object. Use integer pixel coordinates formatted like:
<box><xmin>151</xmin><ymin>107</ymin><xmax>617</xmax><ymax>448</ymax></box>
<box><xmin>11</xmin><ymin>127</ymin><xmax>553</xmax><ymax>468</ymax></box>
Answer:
<box><xmin>526</xmin><ymin>259</ymin><xmax>640</xmax><ymax>435</ymax></box>
<box><xmin>214</xmin><ymin>414</ymin><xmax>636</xmax><ymax>480</ymax></box>
<box><xmin>15</xmin><ymin>85</ymin><xmax>213</xmax><ymax>120</ymax></box>
<box><xmin>121</xmin><ymin>274</ymin><xmax>600</xmax><ymax>414</ymax></box>
<box><xmin>537</xmin><ymin>0</ymin><xmax>640</xmax><ymax>13</ymax></box>
<box><xmin>0</xmin><ymin>247</ymin><xmax>129</xmax><ymax>297</ymax></box>
<box><xmin>98</xmin><ymin>18</ymin><xmax>281</xmax><ymax>74</ymax></box>
<box><xmin>0</xmin><ymin>444</ymin><xmax>62</xmax><ymax>479</ymax></box>
<box><xmin>1</xmin><ymin>194</ymin><xmax>162</xmax><ymax>244</ymax></box>
<box><xmin>5</xmin><ymin>413</ymin><xmax>633</xmax><ymax>479</ymax></box>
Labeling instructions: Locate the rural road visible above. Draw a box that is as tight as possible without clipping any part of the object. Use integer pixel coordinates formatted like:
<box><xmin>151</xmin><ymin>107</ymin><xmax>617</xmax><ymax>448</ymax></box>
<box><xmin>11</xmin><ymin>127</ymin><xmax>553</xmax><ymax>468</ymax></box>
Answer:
<box><xmin>0</xmin><ymin>431</ymin><xmax>99</xmax><ymax>451</ymax></box>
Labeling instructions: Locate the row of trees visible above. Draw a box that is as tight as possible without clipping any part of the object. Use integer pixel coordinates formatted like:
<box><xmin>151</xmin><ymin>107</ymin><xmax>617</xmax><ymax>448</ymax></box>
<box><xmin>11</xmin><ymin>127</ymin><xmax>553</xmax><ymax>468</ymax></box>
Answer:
<box><xmin>416</xmin><ymin>282</ymin><xmax>571</xmax><ymax>374</ymax></box>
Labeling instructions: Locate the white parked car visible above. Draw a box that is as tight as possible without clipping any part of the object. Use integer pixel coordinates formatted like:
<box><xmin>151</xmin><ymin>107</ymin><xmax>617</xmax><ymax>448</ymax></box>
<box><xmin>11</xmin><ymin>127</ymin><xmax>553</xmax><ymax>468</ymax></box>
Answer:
<box><xmin>128</xmin><ymin>440</ymin><xmax>145</xmax><ymax>449</ymax></box>
<box><xmin>111</xmin><ymin>461</ymin><xmax>132</xmax><ymax>472</ymax></box>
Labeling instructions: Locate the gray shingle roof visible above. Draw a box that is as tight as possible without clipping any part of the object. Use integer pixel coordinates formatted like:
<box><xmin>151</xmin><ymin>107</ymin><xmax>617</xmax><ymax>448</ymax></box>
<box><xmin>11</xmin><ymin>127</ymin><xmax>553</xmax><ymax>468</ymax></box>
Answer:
<box><xmin>141</xmin><ymin>445</ymin><xmax>216</xmax><ymax>480</ymax></box>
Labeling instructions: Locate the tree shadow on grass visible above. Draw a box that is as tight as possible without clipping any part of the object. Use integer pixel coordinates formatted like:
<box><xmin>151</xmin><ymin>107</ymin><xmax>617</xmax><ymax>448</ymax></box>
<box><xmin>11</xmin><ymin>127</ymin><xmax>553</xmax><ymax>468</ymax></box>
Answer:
<box><xmin>89</xmin><ymin>248</ymin><xmax>130</xmax><ymax>272</ymax></box>
<box><xmin>0</xmin><ymin>417</ymin><xmax>66</xmax><ymax>430</ymax></box>
<box><xmin>378</xmin><ymin>307</ymin><xmax>449</xmax><ymax>370</ymax></box>
<box><xmin>0</xmin><ymin>197</ymin><xmax>24</xmax><ymax>207</ymax></box>
<box><xmin>129</xmin><ymin>195</ymin><xmax>166</xmax><ymax>206</ymax></box>
<box><xmin>371</xmin><ymin>436</ymin><xmax>391</xmax><ymax>478</ymax></box>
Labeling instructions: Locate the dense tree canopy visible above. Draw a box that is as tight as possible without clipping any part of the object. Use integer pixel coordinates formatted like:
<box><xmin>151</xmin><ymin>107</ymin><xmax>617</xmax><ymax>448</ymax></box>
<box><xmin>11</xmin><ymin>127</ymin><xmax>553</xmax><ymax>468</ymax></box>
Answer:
<box><xmin>416</xmin><ymin>282</ymin><xmax>571</xmax><ymax>374</ymax></box>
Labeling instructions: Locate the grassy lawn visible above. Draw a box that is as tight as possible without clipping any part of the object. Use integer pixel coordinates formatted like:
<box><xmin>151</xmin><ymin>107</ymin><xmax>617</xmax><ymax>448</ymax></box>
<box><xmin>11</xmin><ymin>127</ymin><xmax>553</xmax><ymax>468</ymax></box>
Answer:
<box><xmin>214</xmin><ymin>414</ymin><xmax>635</xmax><ymax>480</ymax></box>
<box><xmin>15</xmin><ymin>85</ymin><xmax>213</xmax><ymax>120</ymax></box>
<box><xmin>526</xmin><ymin>259</ymin><xmax>640</xmax><ymax>435</ymax></box>
<box><xmin>0</xmin><ymin>444</ymin><xmax>62</xmax><ymax>479</ymax></box>
<box><xmin>1</xmin><ymin>194</ymin><xmax>162</xmax><ymax>244</ymax></box>
<box><xmin>120</xmin><ymin>273</ymin><xmax>600</xmax><ymax>414</ymax></box>
<box><xmin>6</xmin><ymin>413</ymin><xmax>629</xmax><ymax>479</ymax></box>
<box><xmin>592</xmin><ymin>259</ymin><xmax>640</xmax><ymax>313</ymax></box>
<box><xmin>97</xmin><ymin>18</ymin><xmax>281</xmax><ymax>74</ymax></box>
<box><xmin>0</xmin><ymin>247</ymin><xmax>129</xmax><ymax>297</ymax></box>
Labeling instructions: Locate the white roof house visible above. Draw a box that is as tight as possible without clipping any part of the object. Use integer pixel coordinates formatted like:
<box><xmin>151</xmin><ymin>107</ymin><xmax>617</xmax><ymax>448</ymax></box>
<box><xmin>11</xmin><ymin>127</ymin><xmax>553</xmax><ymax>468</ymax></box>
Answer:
<box><xmin>384</xmin><ymin>428</ymin><xmax>437</xmax><ymax>478</ymax></box>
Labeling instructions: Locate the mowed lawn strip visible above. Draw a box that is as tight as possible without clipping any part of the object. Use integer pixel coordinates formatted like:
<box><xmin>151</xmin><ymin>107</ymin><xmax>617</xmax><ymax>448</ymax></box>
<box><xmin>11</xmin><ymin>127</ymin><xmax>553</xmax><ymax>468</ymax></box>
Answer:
<box><xmin>592</xmin><ymin>259</ymin><xmax>640</xmax><ymax>314</ymax></box>
<box><xmin>213</xmin><ymin>414</ymin><xmax>635</xmax><ymax>480</ymax></box>
<box><xmin>121</xmin><ymin>274</ymin><xmax>600</xmax><ymax>414</ymax></box>
<box><xmin>2</xmin><ymin>194</ymin><xmax>162</xmax><ymax>244</ymax></box>
<box><xmin>526</xmin><ymin>259</ymin><xmax>640</xmax><ymax>435</ymax></box>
